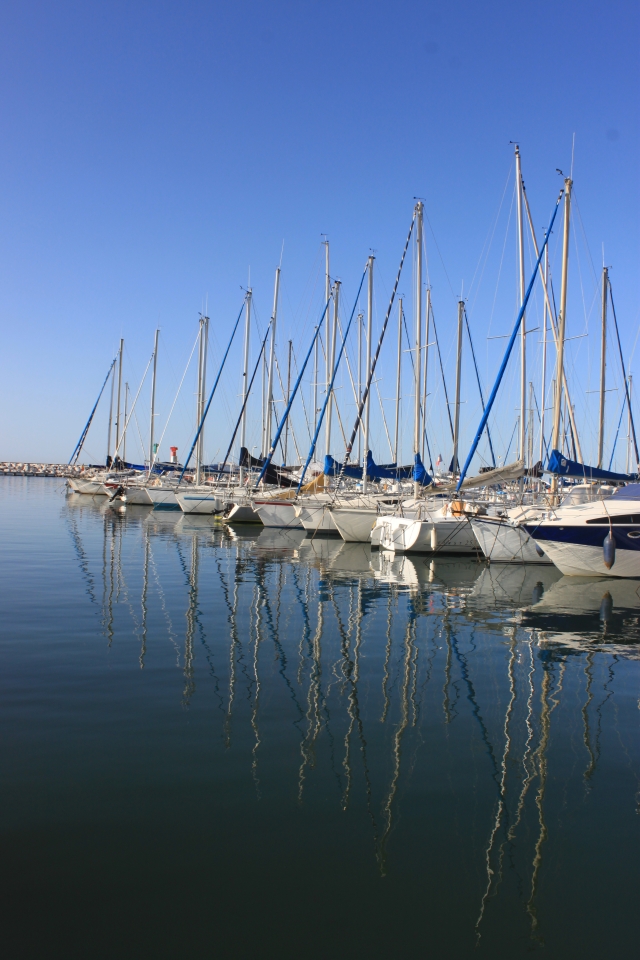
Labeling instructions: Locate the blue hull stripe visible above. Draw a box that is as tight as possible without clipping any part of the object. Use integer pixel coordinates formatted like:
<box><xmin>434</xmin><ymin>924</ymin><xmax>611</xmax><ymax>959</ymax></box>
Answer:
<box><xmin>523</xmin><ymin>523</ymin><xmax>640</xmax><ymax>550</ymax></box>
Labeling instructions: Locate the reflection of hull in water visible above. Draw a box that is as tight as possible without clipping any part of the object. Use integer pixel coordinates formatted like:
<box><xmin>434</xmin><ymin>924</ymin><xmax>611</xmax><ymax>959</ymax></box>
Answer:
<box><xmin>529</xmin><ymin>575</ymin><xmax>640</xmax><ymax>616</ymax></box>
<box><xmin>297</xmin><ymin>537</ymin><xmax>345</xmax><ymax>565</ymax></box>
<box><xmin>469</xmin><ymin>563</ymin><xmax>562</xmax><ymax>611</ymax></box>
<box><xmin>65</xmin><ymin>492</ymin><xmax>106</xmax><ymax>514</ymax></box>
<box><xmin>371</xmin><ymin>551</ymin><xmax>482</xmax><ymax>589</ymax></box>
<box><xmin>253</xmin><ymin>527</ymin><xmax>306</xmax><ymax>553</ymax></box>
<box><xmin>328</xmin><ymin>542</ymin><xmax>373</xmax><ymax>576</ymax></box>
<box><xmin>175</xmin><ymin>514</ymin><xmax>221</xmax><ymax>533</ymax></box>
<box><xmin>470</xmin><ymin>516</ymin><xmax>551</xmax><ymax>564</ymax></box>
<box><xmin>223</xmin><ymin>524</ymin><xmax>263</xmax><ymax>543</ymax></box>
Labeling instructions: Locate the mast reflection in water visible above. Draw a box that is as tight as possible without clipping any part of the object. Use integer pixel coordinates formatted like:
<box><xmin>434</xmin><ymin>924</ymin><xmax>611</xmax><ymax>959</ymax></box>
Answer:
<box><xmin>1</xmin><ymin>479</ymin><xmax>639</xmax><ymax>959</ymax></box>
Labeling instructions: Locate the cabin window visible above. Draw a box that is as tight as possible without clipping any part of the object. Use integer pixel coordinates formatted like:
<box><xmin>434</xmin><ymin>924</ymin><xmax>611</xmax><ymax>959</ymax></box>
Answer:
<box><xmin>586</xmin><ymin>514</ymin><xmax>640</xmax><ymax>524</ymax></box>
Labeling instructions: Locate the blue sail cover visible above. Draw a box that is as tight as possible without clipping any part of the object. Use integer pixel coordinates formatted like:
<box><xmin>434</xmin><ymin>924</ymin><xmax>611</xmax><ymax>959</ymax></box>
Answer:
<box><xmin>365</xmin><ymin>450</ymin><xmax>415</xmax><ymax>480</ymax></box>
<box><xmin>546</xmin><ymin>449</ymin><xmax>637</xmax><ymax>482</ymax></box>
<box><xmin>323</xmin><ymin>455</ymin><xmax>363</xmax><ymax>479</ymax></box>
<box><xmin>413</xmin><ymin>452</ymin><xmax>433</xmax><ymax>486</ymax></box>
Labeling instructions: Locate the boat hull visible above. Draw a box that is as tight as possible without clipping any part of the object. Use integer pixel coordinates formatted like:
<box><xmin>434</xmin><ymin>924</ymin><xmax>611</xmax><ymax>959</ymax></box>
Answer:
<box><xmin>175</xmin><ymin>490</ymin><xmax>224</xmax><ymax>515</ymax></box>
<box><xmin>528</xmin><ymin>534</ymin><xmax>640</xmax><ymax>578</ymax></box>
<box><xmin>295</xmin><ymin>500</ymin><xmax>338</xmax><ymax>533</ymax></box>
<box><xmin>253</xmin><ymin>500</ymin><xmax>303</xmax><ymax>529</ymax></box>
<box><xmin>375</xmin><ymin>514</ymin><xmax>479</xmax><ymax>554</ymax></box>
<box><xmin>67</xmin><ymin>478</ymin><xmax>107</xmax><ymax>496</ymax></box>
<box><xmin>470</xmin><ymin>516</ymin><xmax>551</xmax><ymax>563</ymax></box>
<box><xmin>225</xmin><ymin>502</ymin><xmax>262</xmax><ymax>523</ymax></box>
<box><xmin>121</xmin><ymin>486</ymin><xmax>153</xmax><ymax>506</ymax></box>
<box><xmin>146</xmin><ymin>486</ymin><xmax>180</xmax><ymax>510</ymax></box>
<box><xmin>330</xmin><ymin>506</ymin><xmax>378</xmax><ymax>542</ymax></box>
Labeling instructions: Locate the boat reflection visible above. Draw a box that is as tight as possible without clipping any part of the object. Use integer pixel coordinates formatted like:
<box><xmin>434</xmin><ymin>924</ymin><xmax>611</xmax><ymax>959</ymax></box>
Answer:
<box><xmin>63</xmin><ymin>496</ymin><xmax>640</xmax><ymax>946</ymax></box>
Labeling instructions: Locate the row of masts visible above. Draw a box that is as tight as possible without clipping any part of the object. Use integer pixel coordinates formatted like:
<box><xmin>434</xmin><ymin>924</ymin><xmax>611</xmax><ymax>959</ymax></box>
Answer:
<box><xmin>94</xmin><ymin>147</ymin><xmax>631</xmax><ymax>482</ymax></box>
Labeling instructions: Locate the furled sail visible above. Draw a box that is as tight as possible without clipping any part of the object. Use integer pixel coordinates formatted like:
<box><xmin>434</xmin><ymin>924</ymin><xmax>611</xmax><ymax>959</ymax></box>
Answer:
<box><xmin>436</xmin><ymin>459</ymin><xmax>525</xmax><ymax>492</ymax></box>
<box><xmin>545</xmin><ymin>449</ymin><xmax>636</xmax><ymax>482</ymax></box>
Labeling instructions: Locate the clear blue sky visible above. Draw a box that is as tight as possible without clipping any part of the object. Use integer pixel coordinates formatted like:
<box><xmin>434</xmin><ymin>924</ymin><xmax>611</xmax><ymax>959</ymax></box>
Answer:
<box><xmin>1</xmin><ymin>0</ymin><xmax>638</xmax><ymax>469</ymax></box>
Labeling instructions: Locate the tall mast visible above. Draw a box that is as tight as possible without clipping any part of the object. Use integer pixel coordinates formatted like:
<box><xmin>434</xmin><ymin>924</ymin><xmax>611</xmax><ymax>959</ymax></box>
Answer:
<box><xmin>627</xmin><ymin>375</ymin><xmax>633</xmax><ymax>473</ymax></box>
<box><xmin>115</xmin><ymin>338</ymin><xmax>124</xmax><ymax>462</ymax></box>
<box><xmin>106</xmin><ymin>360</ymin><xmax>116</xmax><ymax>466</ymax></box>
<box><xmin>539</xmin><ymin>240</ymin><xmax>548</xmax><ymax>465</ymax></box>
<box><xmin>284</xmin><ymin>340</ymin><xmax>292</xmax><ymax>464</ymax></box>
<box><xmin>363</xmin><ymin>256</ymin><xmax>374</xmax><ymax>493</ymax></box>
<box><xmin>313</xmin><ymin>325</ymin><xmax>319</xmax><ymax>438</ymax></box>
<box><xmin>239</xmin><ymin>290</ymin><xmax>252</xmax><ymax>485</ymax></box>
<box><xmin>325</xmin><ymin>281</ymin><xmax>339</xmax><ymax>456</ymax></box>
<box><xmin>422</xmin><ymin>288</ymin><xmax>431</xmax><ymax>461</ymax></box>
<box><xmin>522</xmin><ymin>180</ymin><xmax>582</xmax><ymax>461</ymax></box>
<box><xmin>413</xmin><ymin>201</ymin><xmax>423</xmax><ymax>497</ymax></box>
<box><xmin>452</xmin><ymin>301</ymin><xmax>464</xmax><ymax>474</ymax></box>
<box><xmin>195</xmin><ymin>317</ymin><xmax>204</xmax><ymax>485</ymax></box>
<box><xmin>149</xmin><ymin>328</ymin><xmax>159</xmax><ymax>474</ymax></box>
<box><xmin>597</xmin><ymin>266</ymin><xmax>608</xmax><ymax>468</ymax></box>
<box><xmin>324</xmin><ymin>239</ymin><xmax>331</xmax><ymax>453</ymax></box>
<box><xmin>263</xmin><ymin>266</ymin><xmax>281</xmax><ymax>457</ymax></box>
<box><xmin>122</xmin><ymin>383</ymin><xmax>129</xmax><ymax>464</ymax></box>
<box><xmin>550</xmin><ymin>178</ymin><xmax>573</xmax><ymax>499</ymax></box>
<box><xmin>394</xmin><ymin>297</ymin><xmax>403</xmax><ymax>464</ymax></box>
<box><xmin>515</xmin><ymin>145</ymin><xmax>527</xmax><ymax>464</ymax></box>
<box><xmin>357</xmin><ymin>312</ymin><xmax>363</xmax><ymax>465</ymax></box>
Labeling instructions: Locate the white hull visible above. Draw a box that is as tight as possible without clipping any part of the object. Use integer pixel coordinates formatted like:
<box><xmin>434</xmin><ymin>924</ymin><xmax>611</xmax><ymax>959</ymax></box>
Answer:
<box><xmin>330</xmin><ymin>506</ymin><xmax>378</xmax><ymax>542</ymax></box>
<box><xmin>532</xmin><ymin>538</ymin><xmax>640</xmax><ymax>578</ymax></box>
<box><xmin>376</xmin><ymin>514</ymin><xmax>478</xmax><ymax>554</ymax></box>
<box><xmin>225</xmin><ymin>502</ymin><xmax>262</xmax><ymax>523</ymax></box>
<box><xmin>253</xmin><ymin>499</ymin><xmax>303</xmax><ymax>529</ymax></box>
<box><xmin>295</xmin><ymin>499</ymin><xmax>338</xmax><ymax>533</ymax></box>
<box><xmin>175</xmin><ymin>489</ymin><xmax>224</xmax><ymax>515</ymax></box>
<box><xmin>470</xmin><ymin>517</ymin><xmax>551</xmax><ymax>564</ymax></box>
<box><xmin>146</xmin><ymin>486</ymin><xmax>180</xmax><ymax>509</ymax></box>
<box><xmin>121</xmin><ymin>486</ymin><xmax>153</xmax><ymax>506</ymax></box>
<box><xmin>68</xmin><ymin>478</ymin><xmax>107</xmax><ymax>496</ymax></box>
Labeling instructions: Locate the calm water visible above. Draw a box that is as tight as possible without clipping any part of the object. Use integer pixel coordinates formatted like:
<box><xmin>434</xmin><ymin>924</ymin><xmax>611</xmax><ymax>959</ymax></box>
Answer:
<box><xmin>1</xmin><ymin>479</ymin><xmax>639</xmax><ymax>959</ymax></box>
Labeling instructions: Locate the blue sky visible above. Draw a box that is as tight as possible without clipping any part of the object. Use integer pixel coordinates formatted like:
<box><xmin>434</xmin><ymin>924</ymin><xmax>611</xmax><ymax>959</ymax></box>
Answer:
<box><xmin>1</xmin><ymin>0</ymin><xmax>638</xmax><ymax>470</ymax></box>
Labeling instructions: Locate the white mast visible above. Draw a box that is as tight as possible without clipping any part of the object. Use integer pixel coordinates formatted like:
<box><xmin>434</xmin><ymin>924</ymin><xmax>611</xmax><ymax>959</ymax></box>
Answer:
<box><xmin>452</xmin><ymin>301</ymin><xmax>464</xmax><ymax>474</ymax></box>
<box><xmin>239</xmin><ymin>290</ymin><xmax>252</xmax><ymax>486</ymax></box>
<box><xmin>195</xmin><ymin>317</ymin><xmax>204</xmax><ymax>485</ymax></box>
<box><xmin>422</xmin><ymin>288</ymin><xmax>431</xmax><ymax>461</ymax></box>
<box><xmin>394</xmin><ymin>297</ymin><xmax>403</xmax><ymax>464</ymax></box>
<box><xmin>106</xmin><ymin>359</ymin><xmax>116</xmax><ymax>465</ymax></box>
<box><xmin>325</xmin><ymin>281</ymin><xmax>339</xmax><ymax>456</ymax></box>
<box><xmin>149</xmin><ymin>328</ymin><xmax>159</xmax><ymax>474</ymax></box>
<box><xmin>627</xmin><ymin>375</ymin><xmax>633</xmax><ymax>474</ymax></box>
<box><xmin>324</xmin><ymin>239</ymin><xmax>330</xmax><ymax>456</ymax></box>
<box><xmin>539</xmin><ymin>240</ymin><xmax>548</xmax><ymax>465</ymax></box>
<box><xmin>122</xmin><ymin>383</ymin><xmax>129</xmax><ymax>464</ymax></box>
<box><xmin>550</xmin><ymin>178</ymin><xmax>573</xmax><ymax>499</ymax></box>
<box><xmin>413</xmin><ymin>202</ymin><xmax>423</xmax><ymax>497</ymax></box>
<box><xmin>597</xmin><ymin>266</ymin><xmax>608</xmax><ymax>468</ymax></box>
<box><xmin>115</xmin><ymin>338</ymin><xmax>124</xmax><ymax>462</ymax></box>
<box><xmin>515</xmin><ymin>145</ymin><xmax>527</xmax><ymax>464</ymax></box>
<box><xmin>357</xmin><ymin>312</ymin><xmax>363</xmax><ymax>466</ymax></box>
<box><xmin>363</xmin><ymin>256</ymin><xmax>374</xmax><ymax>493</ymax></box>
<box><xmin>263</xmin><ymin>267</ymin><xmax>281</xmax><ymax>458</ymax></box>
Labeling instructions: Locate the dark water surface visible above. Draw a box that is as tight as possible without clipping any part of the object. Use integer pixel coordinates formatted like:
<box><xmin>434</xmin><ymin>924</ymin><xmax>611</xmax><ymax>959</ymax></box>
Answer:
<box><xmin>1</xmin><ymin>479</ymin><xmax>639</xmax><ymax>959</ymax></box>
